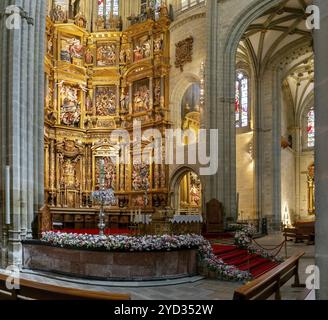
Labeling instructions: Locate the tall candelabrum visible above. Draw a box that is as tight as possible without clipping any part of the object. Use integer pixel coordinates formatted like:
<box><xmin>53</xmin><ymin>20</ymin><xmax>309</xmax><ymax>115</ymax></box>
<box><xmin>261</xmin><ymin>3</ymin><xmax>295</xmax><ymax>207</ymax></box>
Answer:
<box><xmin>92</xmin><ymin>159</ymin><xmax>116</xmax><ymax>237</ymax></box>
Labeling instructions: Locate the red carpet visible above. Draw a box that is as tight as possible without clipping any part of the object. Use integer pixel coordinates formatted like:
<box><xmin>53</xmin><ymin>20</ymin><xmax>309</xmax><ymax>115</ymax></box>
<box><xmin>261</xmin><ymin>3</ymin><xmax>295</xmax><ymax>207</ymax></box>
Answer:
<box><xmin>212</xmin><ymin>244</ymin><xmax>280</xmax><ymax>279</ymax></box>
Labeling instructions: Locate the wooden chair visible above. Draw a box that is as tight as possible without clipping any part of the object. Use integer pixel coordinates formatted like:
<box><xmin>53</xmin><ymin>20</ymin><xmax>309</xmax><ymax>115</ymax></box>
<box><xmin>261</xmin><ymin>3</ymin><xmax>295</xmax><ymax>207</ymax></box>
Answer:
<box><xmin>233</xmin><ymin>252</ymin><xmax>305</xmax><ymax>300</ymax></box>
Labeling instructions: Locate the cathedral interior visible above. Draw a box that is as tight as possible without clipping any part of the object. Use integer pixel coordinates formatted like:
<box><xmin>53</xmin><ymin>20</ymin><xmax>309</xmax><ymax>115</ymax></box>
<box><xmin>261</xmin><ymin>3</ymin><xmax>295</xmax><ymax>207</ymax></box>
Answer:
<box><xmin>41</xmin><ymin>0</ymin><xmax>315</xmax><ymax>231</ymax></box>
<box><xmin>0</xmin><ymin>0</ymin><xmax>327</xmax><ymax>301</ymax></box>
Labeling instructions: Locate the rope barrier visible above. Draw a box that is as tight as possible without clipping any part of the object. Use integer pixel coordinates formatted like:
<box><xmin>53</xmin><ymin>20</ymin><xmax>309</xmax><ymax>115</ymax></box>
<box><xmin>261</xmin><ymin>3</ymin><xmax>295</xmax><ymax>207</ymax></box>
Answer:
<box><xmin>249</xmin><ymin>238</ymin><xmax>287</xmax><ymax>258</ymax></box>
<box><xmin>251</xmin><ymin>238</ymin><xmax>286</xmax><ymax>251</ymax></box>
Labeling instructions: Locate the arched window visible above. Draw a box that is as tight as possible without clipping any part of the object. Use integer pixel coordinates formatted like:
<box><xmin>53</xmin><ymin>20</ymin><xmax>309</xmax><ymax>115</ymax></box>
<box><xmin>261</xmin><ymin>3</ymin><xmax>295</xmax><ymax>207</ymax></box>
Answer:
<box><xmin>235</xmin><ymin>72</ymin><xmax>249</xmax><ymax>129</ymax></box>
<box><xmin>307</xmin><ymin>108</ymin><xmax>315</xmax><ymax>148</ymax></box>
<box><xmin>181</xmin><ymin>83</ymin><xmax>201</xmax><ymax>144</ymax></box>
<box><xmin>98</xmin><ymin>0</ymin><xmax>119</xmax><ymax>17</ymax></box>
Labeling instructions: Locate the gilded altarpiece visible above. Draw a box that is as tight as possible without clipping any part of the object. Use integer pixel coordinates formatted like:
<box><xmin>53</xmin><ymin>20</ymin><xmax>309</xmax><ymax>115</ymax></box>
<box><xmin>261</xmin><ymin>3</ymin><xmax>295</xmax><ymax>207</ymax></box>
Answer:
<box><xmin>44</xmin><ymin>11</ymin><xmax>171</xmax><ymax>215</ymax></box>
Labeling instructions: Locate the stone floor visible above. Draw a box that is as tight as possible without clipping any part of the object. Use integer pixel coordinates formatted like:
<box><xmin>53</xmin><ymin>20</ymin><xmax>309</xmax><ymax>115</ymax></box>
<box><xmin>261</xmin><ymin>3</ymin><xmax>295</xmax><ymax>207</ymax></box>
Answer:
<box><xmin>2</xmin><ymin>233</ymin><xmax>315</xmax><ymax>300</ymax></box>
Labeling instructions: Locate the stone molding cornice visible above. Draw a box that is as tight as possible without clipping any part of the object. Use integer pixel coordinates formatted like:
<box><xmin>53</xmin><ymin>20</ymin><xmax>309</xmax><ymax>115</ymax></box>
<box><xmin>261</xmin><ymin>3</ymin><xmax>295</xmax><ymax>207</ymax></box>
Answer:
<box><xmin>169</xmin><ymin>12</ymin><xmax>206</xmax><ymax>32</ymax></box>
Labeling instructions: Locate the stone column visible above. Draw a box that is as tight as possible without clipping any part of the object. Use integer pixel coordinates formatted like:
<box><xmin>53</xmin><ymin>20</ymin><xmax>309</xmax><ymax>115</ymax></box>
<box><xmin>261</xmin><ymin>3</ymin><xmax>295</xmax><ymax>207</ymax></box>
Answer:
<box><xmin>314</xmin><ymin>0</ymin><xmax>328</xmax><ymax>301</ymax></box>
<box><xmin>0</xmin><ymin>0</ymin><xmax>46</xmax><ymax>266</ymax></box>
<box><xmin>205</xmin><ymin>0</ymin><xmax>237</xmax><ymax>223</ymax></box>
<box><xmin>0</xmin><ymin>0</ymin><xmax>11</xmax><ymax>267</ymax></box>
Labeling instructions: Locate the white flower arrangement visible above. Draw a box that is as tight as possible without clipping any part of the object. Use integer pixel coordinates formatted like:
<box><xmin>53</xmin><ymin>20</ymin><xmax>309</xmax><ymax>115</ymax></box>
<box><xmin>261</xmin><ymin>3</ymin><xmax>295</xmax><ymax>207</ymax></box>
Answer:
<box><xmin>234</xmin><ymin>225</ymin><xmax>283</xmax><ymax>262</ymax></box>
<box><xmin>41</xmin><ymin>231</ymin><xmax>252</xmax><ymax>282</ymax></box>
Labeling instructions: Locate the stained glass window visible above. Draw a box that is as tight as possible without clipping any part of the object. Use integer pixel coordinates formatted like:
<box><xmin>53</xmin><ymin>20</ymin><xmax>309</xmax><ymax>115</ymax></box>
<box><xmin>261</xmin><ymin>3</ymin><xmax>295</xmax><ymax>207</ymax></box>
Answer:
<box><xmin>98</xmin><ymin>0</ymin><xmax>104</xmax><ymax>16</ymax></box>
<box><xmin>98</xmin><ymin>0</ymin><xmax>119</xmax><ymax>17</ymax></box>
<box><xmin>307</xmin><ymin>109</ymin><xmax>315</xmax><ymax>148</ymax></box>
<box><xmin>235</xmin><ymin>72</ymin><xmax>249</xmax><ymax>128</ymax></box>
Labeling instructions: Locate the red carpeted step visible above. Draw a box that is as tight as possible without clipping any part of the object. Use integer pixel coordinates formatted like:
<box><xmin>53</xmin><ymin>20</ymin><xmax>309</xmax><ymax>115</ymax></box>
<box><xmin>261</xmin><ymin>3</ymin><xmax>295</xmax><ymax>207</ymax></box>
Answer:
<box><xmin>225</xmin><ymin>254</ymin><xmax>258</xmax><ymax>267</ymax></box>
<box><xmin>210</xmin><ymin>243</ymin><xmax>281</xmax><ymax>278</ymax></box>
<box><xmin>216</xmin><ymin>249</ymin><xmax>248</xmax><ymax>261</ymax></box>
<box><xmin>212</xmin><ymin>245</ymin><xmax>236</xmax><ymax>255</ymax></box>
<box><xmin>238</xmin><ymin>257</ymin><xmax>269</xmax><ymax>272</ymax></box>
<box><xmin>251</xmin><ymin>262</ymin><xmax>280</xmax><ymax>279</ymax></box>
<box><xmin>203</xmin><ymin>233</ymin><xmax>234</xmax><ymax>240</ymax></box>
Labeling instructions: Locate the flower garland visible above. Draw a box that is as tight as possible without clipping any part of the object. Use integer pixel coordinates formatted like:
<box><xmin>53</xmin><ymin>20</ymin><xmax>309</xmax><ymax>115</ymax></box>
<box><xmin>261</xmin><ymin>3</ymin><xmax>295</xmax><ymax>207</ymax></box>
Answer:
<box><xmin>234</xmin><ymin>225</ymin><xmax>284</xmax><ymax>262</ymax></box>
<box><xmin>41</xmin><ymin>231</ymin><xmax>252</xmax><ymax>282</ymax></box>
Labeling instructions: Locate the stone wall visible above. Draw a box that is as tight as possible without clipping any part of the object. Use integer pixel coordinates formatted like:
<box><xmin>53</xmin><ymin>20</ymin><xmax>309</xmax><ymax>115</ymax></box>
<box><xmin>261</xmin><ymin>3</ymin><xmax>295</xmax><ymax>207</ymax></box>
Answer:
<box><xmin>236</xmin><ymin>133</ymin><xmax>255</xmax><ymax>220</ymax></box>
<box><xmin>281</xmin><ymin>148</ymin><xmax>296</xmax><ymax>224</ymax></box>
<box><xmin>169</xmin><ymin>4</ymin><xmax>207</xmax><ymax>129</ymax></box>
<box><xmin>23</xmin><ymin>242</ymin><xmax>198</xmax><ymax>281</ymax></box>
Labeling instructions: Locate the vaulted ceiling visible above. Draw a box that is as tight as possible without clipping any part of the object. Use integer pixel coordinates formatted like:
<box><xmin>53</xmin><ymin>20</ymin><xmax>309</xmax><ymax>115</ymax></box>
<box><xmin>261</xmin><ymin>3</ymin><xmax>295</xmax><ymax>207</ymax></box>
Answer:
<box><xmin>237</xmin><ymin>0</ymin><xmax>314</xmax><ymax>118</ymax></box>
<box><xmin>238</xmin><ymin>0</ymin><xmax>313</xmax><ymax>71</ymax></box>
<box><xmin>285</xmin><ymin>56</ymin><xmax>314</xmax><ymax>116</ymax></box>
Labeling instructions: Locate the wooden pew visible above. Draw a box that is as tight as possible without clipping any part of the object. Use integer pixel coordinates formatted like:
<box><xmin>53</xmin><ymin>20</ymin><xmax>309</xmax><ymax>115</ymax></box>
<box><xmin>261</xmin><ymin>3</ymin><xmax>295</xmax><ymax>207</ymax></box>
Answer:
<box><xmin>233</xmin><ymin>252</ymin><xmax>305</xmax><ymax>300</ymax></box>
<box><xmin>0</xmin><ymin>272</ymin><xmax>130</xmax><ymax>300</ymax></box>
<box><xmin>284</xmin><ymin>221</ymin><xmax>315</xmax><ymax>245</ymax></box>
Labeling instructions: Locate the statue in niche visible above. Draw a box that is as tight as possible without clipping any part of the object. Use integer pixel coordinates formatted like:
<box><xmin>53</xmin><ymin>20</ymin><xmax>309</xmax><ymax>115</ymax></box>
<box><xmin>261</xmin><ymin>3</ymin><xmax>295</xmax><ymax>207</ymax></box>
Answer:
<box><xmin>190</xmin><ymin>173</ymin><xmax>201</xmax><ymax>207</ymax></box>
<box><xmin>143</xmin><ymin>40</ymin><xmax>151</xmax><ymax>58</ymax></box>
<box><xmin>62</xmin><ymin>158</ymin><xmax>77</xmax><ymax>188</ymax></box>
<box><xmin>154</xmin><ymin>36</ymin><xmax>163</xmax><ymax>53</ymax></box>
<box><xmin>85</xmin><ymin>94</ymin><xmax>93</xmax><ymax>113</ymax></box>
<box><xmin>74</xmin><ymin>12</ymin><xmax>87</xmax><ymax>28</ymax></box>
<box><xmin>125</xmin><ymin>48</ymin><xmax>132</xmax><ymax>64</ymax></box>
<box><xmin>133</xmin><ymin>80</ymin><xmax>150</xmax><ymax>113</ymax></box>
<box><xmin>120</xmin><ymin>89</ymin><xmax>129</xmax><ymax>114</ymax></box>
<box><xmin>85</xmin><ymin>48</ymin><xmax>93</xmax><ymax>64</ymax></box>
<box><xmin>120</xmin><ymin>47</ymin><xmax>131</xmax><ymax>64</ymax></box>
<box><xmin>134</xmin><ymin>45</ymin><xmax>143</xmax><ymax>62</ymax></box>
<box><xmin>120</xmin><ymin>48</ymin><xmax>126</xmax><ymax>64</ymax></box>
<box><xmin>190</xmin><ymin>184</ymin><xmax>200</xmax><ymax>207</ymax></box>
<box><xmin>60</xmin><ymin>85</ymin><xmax>81</xmax><ymax>127</ymax></box>
<box><xmin>47</xmin><ymin>35</ymin><xmax>53</xmax><ymax>55</ymax></box>
<box><xmin>51</xmin><ymin>5</ymin><xmax>67</xmax><ymax>22</ymax></box>
<box><xmin>159</xmin><ymin>2</ymin><xmax>169</xmax><ymax>18</ymax></box>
